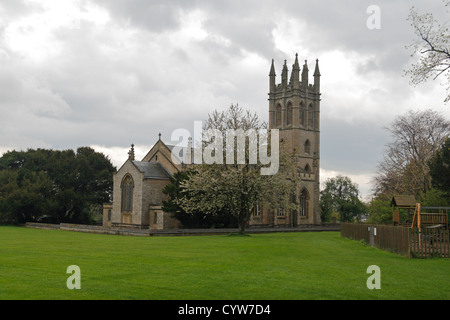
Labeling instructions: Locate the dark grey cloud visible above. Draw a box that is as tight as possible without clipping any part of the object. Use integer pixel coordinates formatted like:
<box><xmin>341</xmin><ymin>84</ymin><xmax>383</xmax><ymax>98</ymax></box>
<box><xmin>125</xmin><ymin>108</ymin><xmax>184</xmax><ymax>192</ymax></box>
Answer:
<box><xmin>95</xmin><ymin>0</ymin><xmax>199</xmax><ymax>32</ymax></box>
<box><xmin>320</xmin><ymin>118</ymin><xmax>391</xmax><ymax>174</ymax></box>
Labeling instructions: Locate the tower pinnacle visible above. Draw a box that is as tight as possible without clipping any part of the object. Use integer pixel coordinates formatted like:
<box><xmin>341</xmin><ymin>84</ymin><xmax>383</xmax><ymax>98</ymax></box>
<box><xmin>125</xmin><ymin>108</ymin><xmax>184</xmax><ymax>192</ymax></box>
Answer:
<box><xmin>128</xmin><ymin>144</ymin><xmax>135</xmax><ymax>161</ymax></box>
<box><xmin>314</xmin><ymin>59</ymin><xmax>320</xmax><ymax>77</ymax></box>
<box><xmin>314</xmin><ymin>59</ymin><xmax>321</xmax><ymax>92</ymax></box>
<box><xmin>281</xmin><ymin>60</ymin><xmax>288</xmax><ymax>86</ymax></box>
<box><xmin>269</xmin><ymin>59</ymin><xmax>276</xmax><ymax>93</ymax></box>
<box><xmin>269</xmin><ymin>59</ymin><xmax>276</xmax><ymax>76</ymax></box>
<box><xmin>292</xmin><ymin>53</ymin><xmax>300</xmax><ymax>86</ymax></box>
<box><xmin>302</xmin><ymin>60</ymin><xmax>309</xmax><ymax>86</ymax></box>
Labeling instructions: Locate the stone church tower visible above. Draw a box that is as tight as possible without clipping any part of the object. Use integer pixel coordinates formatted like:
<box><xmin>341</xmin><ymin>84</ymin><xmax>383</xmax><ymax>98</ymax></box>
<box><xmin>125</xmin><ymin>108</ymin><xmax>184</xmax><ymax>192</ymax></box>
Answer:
<box><xmin>251</xmin><ymin>54</ymin><xmax>321</xmax><ymax>226</ymax></box>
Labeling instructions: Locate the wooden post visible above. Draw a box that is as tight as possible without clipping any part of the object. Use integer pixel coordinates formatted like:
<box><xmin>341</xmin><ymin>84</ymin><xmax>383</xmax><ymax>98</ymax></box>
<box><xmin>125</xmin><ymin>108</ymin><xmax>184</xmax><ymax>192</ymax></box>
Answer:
<box><xmin>368</xmin><ymin>226</ymin><xmax>376</xmax><ymax>247</ymax></box>
<box><xmin>416</xmin><ymin>203</ymin><xmax>421</xmax><ymax>250</ymax></box>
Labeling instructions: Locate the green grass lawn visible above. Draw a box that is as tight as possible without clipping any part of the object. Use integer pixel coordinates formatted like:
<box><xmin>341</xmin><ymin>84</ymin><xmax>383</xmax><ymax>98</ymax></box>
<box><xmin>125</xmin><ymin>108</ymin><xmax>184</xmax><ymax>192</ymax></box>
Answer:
<box><xmin>0</xmin><ymin>226</ymin><xmax>448</xmax><ymax>300</ymax></box>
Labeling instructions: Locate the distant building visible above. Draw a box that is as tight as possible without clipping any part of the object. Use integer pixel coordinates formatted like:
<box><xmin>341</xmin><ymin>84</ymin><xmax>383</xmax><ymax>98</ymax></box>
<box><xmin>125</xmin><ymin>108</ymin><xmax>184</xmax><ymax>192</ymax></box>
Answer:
<box><xmin>104</xmin><ymin>54</ymin><xmax>322</xmax><ymax>230</ymax></box>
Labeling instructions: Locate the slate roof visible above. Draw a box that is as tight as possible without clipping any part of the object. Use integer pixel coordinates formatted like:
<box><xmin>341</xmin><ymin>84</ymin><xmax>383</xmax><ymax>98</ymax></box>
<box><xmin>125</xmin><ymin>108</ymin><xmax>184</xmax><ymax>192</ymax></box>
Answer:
<box><xmin>132</xmin><ymin>161</ymin><xmax>172</xmax><ymax>179</ymax></box>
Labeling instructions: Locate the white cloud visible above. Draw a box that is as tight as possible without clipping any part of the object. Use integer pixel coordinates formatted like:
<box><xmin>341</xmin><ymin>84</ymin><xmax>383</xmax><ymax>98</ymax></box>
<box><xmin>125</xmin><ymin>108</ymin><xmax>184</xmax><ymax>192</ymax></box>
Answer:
<box><xmin>3</xmin><ymin>0</ymin><xmax>109</xmax><ymax>63</ymax></box>
<box><xmin>178</xmin><ymin>9</ymin><xmax>208</xmax><ymax>41</ymax></box>
<box><xmin>90</xmin><ymin>144</ymin><xmax>152</xmax><ymax>169</ymax></box>
<box><xmin>272</xmin><ymin>17</ymin><xmax>310</xmax><ymax>57</ymax></box>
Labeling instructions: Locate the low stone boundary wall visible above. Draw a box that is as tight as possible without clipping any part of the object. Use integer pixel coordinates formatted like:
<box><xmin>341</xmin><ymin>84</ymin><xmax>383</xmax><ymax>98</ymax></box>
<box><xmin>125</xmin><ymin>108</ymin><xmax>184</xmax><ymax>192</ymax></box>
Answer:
<box><xmin>60</xmin><ymin>223</ymin><xmax>107</xmax><ymax>232</ymax></box>
<box><xmin>25</xmin><ymin>222</ymin><xmax>340</xmax><ymax>237</ymax></box>
<box><xmin>25</xmin><ymin>222</ymin><xmax>150</xmax><ymax>237</ymax></box>
<box><xmin>25</xmin><ymin>222</ymin><xmax>60</xmax><ymax>230</ymax></box>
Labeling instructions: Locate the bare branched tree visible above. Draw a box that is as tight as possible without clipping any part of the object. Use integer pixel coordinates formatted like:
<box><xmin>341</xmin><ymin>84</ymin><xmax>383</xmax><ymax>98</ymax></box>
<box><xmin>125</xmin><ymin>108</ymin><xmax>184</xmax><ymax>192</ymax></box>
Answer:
<box><xmin>405</xmin><ymin>1</ymin><xmax>450</xmax><ymax>103</ymax></box>
<box><xmin>373</xmin><ymin>109</ymin><xmax>450</xmax><ymax>199</ymax></box>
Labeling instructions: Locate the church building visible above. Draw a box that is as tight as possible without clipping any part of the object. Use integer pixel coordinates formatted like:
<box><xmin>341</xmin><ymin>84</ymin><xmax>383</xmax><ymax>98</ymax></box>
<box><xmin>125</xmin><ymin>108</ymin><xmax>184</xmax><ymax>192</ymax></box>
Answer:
<box><xmin>103</xmin><ymin>54</ymin><xmax>321</xmax><ymax>230</ymax></box>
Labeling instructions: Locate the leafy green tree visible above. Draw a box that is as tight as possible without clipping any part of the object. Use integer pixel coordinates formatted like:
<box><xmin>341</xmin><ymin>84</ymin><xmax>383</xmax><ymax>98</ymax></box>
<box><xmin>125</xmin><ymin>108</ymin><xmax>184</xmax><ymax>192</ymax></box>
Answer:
<box><xmin>0</xmin><ymin>147</ymin><xmax>115</xmax><ymax>224</ymax></box>
<box><xmin>0</xmin><ymin>170</ymin><xmax>56</xmax><ymax>224</ymax></box>
<box><xmin>320</xmin><ymin>175</ymin><xmax>366</xmax><ymax>222</ymax></box>
<box><xmin>319</xmin><ymin>190</ymin><xmax>333</xmax><ymax>223</ymax></box>
<box><xmin>429</xmin><ymin>137</ymin><xmax>450</xmax><ymax>196</ymax></box>
<box><xmin>72</xmin><ymin>147</ymin><xmax>115</xmax><ymax>207</ymax></box>
<box><xmin>420</xmin><ymin>188</ymin><xmax>450</xmax><ymax>207</ymax></box>
<box><xmin>366</xmin><ymin>199</ymin><xmax>393</xmax><ymax>224</ymax></box>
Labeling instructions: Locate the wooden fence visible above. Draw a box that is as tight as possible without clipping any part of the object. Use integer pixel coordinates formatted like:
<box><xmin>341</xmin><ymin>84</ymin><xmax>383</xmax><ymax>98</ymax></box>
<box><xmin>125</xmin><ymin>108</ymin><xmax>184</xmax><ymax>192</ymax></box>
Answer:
<box><xmin>410</xmin><ymin>226</ymin><xmax>450</xmax><ymax>258</ymax></box>
<box><xmin>341</xmin><ymin>223</ymin><xmax>450</xmax><ymax>258</ymax></box>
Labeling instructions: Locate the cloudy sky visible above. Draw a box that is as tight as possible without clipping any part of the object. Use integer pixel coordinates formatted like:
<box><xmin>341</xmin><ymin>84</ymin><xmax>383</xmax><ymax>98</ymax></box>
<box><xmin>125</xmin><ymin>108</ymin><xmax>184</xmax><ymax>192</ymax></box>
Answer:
<box><xmin>1</xmin><ymin>0</ymin><xmax>449</xmax><ymax>199</ymax></box>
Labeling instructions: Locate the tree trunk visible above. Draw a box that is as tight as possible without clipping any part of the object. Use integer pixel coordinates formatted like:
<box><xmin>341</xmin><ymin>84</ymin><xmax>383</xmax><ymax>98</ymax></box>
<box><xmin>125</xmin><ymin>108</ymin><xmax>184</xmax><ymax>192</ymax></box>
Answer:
<box><xmin>238</xmin><ymin>212</ymin><xmax>247</xmax><ymax>235</ymax></box>
<box><xmin>238</xmin><ymin>222</ymin><xmax>246</xmax><ymax>235</ymax></box>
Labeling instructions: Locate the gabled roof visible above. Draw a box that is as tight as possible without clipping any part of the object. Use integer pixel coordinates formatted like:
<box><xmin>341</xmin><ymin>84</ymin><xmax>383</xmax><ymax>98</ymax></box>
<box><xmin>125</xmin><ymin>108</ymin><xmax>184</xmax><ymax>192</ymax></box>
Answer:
<box><xmin>166</xmin><ymin>144</ymin><xmax>195</xmax><ymax>164</ymax></box>
<box><xmin>141</xmin><ymin>138</ymin><xmax>194</xmax><ymax>169</ymax></box>
<box><xmin>131</xmin><ymin>161</ymin><xmax>172</xmax><ymax>179</ymax></box>
<box><xmin>391</xmin><ymin>195</ymin><xmax>417</xmax><ymax>208</ymax></box>
<box><xmin>141</xmin><ymin>138</ymin><xmax>174</xmax><ymax>162</ymax></box>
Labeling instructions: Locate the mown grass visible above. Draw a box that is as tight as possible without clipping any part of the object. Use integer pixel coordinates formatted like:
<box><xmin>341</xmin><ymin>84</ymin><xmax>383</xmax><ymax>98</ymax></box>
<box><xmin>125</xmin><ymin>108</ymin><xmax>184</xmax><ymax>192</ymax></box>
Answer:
<box><xmin>0</xmin><ymin>226</ymin><xmax>448</xmax><ymax>300</ymax></box>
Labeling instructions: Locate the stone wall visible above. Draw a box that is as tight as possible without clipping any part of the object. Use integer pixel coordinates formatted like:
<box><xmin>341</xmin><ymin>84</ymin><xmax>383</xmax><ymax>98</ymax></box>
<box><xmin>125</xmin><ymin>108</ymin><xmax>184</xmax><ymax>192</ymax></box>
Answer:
<box><xmin>25</xmin><ymin>222</ymin><xmax>340</xmax><ymax>237</ymax></box>
<box><xmin>112</xmin><ymin>160</ymin><xmax>144</xmax><ymax>226</ymax></box>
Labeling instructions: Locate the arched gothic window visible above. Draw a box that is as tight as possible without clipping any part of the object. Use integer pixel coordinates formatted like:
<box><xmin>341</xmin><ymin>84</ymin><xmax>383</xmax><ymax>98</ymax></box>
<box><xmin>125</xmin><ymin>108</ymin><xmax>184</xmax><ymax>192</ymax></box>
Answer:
<box><xmin>304</xmin><ymin>139</ymin><xmax>311</xmax><ymax>154</ymax></box>
<box><xmin>299</xmin><ymin>189</ymin><xmax>309</xmax><ymax>218</ymax></box>
<box><xmin>308</xmin><ymin>104</ymin><xmax>314</xmax><ymax>128</ymax></box>
<box><xmin>276</xmin><ymin>104</ymin><xmax>282</xmax><ymax>127</ymax></box>
<box><xmin>299</xmin><ymin>102</ymin><xmax>305</xmax><ymax>126</ymax></box>
<box><xmin>304</xmin><ymin>164</ymin><xmax>311</xmax><ymax>174</ymax></box>
<box><xmin>286</xmin><ymin>102</ymin><xmax>293</xmax><ymax>126</ymax></box>
<box><xmin>121</xmin><ymin>175</ymin><xmax>134</xmax><ymax>213</ymax></box>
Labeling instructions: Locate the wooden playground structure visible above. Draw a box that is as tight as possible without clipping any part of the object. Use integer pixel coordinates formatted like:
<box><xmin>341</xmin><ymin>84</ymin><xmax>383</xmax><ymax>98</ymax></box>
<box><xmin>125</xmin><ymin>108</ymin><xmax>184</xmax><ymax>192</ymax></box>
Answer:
<box><xmin>391</xmin><ymin>195</ymin><xmax>449</xmax><ymax>227</ymax></box>
<box><xmin>391</xmin><ymin>195</ymin><xmax>450</xmax><ymax>258</ymax></box>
